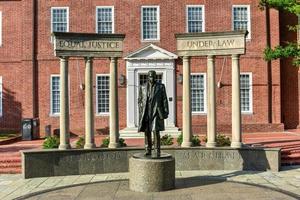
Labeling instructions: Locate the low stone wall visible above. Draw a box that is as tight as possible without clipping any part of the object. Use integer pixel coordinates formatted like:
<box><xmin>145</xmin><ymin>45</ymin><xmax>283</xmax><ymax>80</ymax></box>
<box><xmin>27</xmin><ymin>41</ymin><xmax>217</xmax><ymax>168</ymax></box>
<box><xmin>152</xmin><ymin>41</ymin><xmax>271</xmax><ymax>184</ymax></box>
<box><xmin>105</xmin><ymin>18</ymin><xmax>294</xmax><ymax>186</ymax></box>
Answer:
<box><xmin>22</xmin><ymin>147</ymin><xmax>281</xmax><ymax>179</ymax></box>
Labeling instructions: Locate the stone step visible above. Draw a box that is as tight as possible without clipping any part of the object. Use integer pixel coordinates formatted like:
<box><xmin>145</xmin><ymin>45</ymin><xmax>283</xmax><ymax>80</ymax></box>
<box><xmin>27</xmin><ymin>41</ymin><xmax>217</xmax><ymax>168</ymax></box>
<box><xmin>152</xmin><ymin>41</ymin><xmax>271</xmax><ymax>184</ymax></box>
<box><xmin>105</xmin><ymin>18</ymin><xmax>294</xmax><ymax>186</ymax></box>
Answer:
<box><xmin>0</xmin><ymin>162</ymin><xmax>21</xmax><ymax>168</ymax></box>
<box><xmin>281</xmin><ymin>153</ymin><xmax>300</xmax><ymax>159</ymax></box>
<box><xmin>281</xmin><ymin>158</ymin><xmax>300</xmax><ymax>166</ymax></box>
<box><xmin>0</xmin><ymin>167</ymin><xmax>21</xmax><ymax>174</ymax></box>
<box><xmin>0</xmin><ymin>157</ymin><xmax>21</xmax><ymax>163</ymax></box>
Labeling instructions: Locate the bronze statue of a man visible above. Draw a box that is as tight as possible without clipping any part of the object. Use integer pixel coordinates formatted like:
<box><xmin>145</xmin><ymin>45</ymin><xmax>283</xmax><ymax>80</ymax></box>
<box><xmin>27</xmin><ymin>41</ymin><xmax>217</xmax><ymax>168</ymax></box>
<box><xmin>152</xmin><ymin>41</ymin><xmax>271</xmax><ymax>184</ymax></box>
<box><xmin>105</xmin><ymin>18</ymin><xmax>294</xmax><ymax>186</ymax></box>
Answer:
<box><xmin>138</xmin><ymin>70</ymin><xmax>169</xmax><ymax>157</ymax></box>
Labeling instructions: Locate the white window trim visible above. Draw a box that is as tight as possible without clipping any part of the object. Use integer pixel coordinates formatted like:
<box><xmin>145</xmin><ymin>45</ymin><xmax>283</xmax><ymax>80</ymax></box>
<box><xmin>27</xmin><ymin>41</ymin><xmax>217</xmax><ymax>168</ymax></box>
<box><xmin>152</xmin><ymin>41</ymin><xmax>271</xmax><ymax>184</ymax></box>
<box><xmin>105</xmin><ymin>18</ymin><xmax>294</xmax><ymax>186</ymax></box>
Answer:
<box><xmin>0</xmin><ymin>12</ymin><xmax>2</xmax><ymax>47</ymax></box>
<box><xmin>95</xmin><ymin>6</ymin><xmax>115</xmax><ymax>34</ymax></box>
<box><xmin>50</xmin><ymin>7</ymin><xmax>69</xmax><ymax>33</ymax></box>
<box><xmin>240</xmin><ymin>72</ymin><xmax>253</xmax><ymax>114</ymax></box>
<box><xmin>191</xmin><ymin>73</ymin><xmax>207</xmax><ymax>115</ymax></box>
<box><xmin>0</xmin><ymin>76</ymin><xmax>2</xmax><ymax>117</ymax></box>
<box><xmin>186</xmin><ymin>5</ymin><xmax>205</xmax><ymax>33</ymax></box>
<box><xmin>232</xmin><ymin>5</ymin><xmax>251</xmax><ymax>40</ymax></box>
<box><xmin>50</xmin><ymin>75</ymin><xmax>60</xmax><ymax>116</ymax></box>
<box><xmin>96</xmin><ymin>74</ymin><xmax>110</xmax><ymax>116</ymax></box>
<box><xmin>141</xmin><ymin>5</ymin><xmax>160</xmax><ymax>41</ymax></box>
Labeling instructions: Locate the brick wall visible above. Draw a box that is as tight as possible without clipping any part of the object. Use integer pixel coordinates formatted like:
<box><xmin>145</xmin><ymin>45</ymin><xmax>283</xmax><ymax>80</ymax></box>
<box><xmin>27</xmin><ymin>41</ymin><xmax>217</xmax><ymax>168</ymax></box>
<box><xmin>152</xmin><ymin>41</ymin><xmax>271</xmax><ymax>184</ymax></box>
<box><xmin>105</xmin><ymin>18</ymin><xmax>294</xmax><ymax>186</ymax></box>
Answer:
<box><xmin>0</xmin><ymin>0</ymin><xmax>285</xmax><ymax>135</ymax></box>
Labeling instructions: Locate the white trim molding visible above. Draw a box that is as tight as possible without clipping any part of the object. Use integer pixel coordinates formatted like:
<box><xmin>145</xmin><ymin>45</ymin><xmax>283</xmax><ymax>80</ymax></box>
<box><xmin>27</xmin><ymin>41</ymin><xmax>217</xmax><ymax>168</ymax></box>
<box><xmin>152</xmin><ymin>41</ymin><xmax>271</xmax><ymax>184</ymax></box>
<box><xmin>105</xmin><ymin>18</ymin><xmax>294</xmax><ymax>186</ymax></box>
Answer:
<box><xmin>50</xmin><ymin>74</ymin><xmax>60</xmax><ymax>116</ymax></box>
<box><xmin>232</xmin><ymin>5</ymin><xmax>251</xmax><ymax>40</ymax></box>
<box><xmin>125</xmin><ymin>44</ymin><xmax>178</xmax><ymax>60</ymax></box>
<box><xmin>141</xmin><ymin>5</ymin><xmax>160</xmax><ymax>41</ymax></box>
<box><xmin>95</xmin><ymin>6</ymin><xmax>115</xmax><ymax>34</ymax></box>
<box><xmin>191</xmin><ymin>72</ymin><xmax>207</xmax><ymax>115</ymax></box>
<box><xmin>96</xmin><ymin>74</ymin><xmax>110</xmax><ymax>116</ymax></box>
<box><xmin>186</xmin><ymin>5</ymin><xmax>205</xmax><ymax>33</ymax></box>
<box><xmin>240</xmin><ymin>72</ymin><xmax>253</xmax><ymax>114</ymax></box>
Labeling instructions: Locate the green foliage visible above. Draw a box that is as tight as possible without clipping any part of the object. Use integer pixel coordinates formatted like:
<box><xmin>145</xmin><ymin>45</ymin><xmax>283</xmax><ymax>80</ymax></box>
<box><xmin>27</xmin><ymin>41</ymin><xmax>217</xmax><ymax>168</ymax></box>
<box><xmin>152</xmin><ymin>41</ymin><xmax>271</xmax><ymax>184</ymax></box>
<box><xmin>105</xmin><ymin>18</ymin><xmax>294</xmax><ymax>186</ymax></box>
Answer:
<box><xmin>264</xmin><ymin>43</ymin><xmax>300</xmax><ymax>66</ymax></box>
<box><xmin>119</xmin><ymin>138</ymin><xmax>127</xmax><ymax>147</ymax></box>
<box><xmin>75</xmin><ymin>137</ymin><xmax>85</xmax><ymax>149</ymax></box>
<box><xmin>160</xmin><ymin>134</ymin><xmax>174</xmax><ymax>146</ymax></box>
<box><xmin>259</xmin><ymin>0</ymin><xmax>300</xmax><ymax>14</ymax></box>
<box><xmin>192</xmin><ymin>135</ymin><xmax>201</xmax><ymax>146</ymax></box>
<box><xmin>259</xmin><ymin>0</ymin><xmax>300</xmax><ymax>66</ymax></box>
<box><xmin>43</xmin><ymin>136</ymin><xmax>59</xmax><ymax>149</ymax></box>
<box><xmin>203</xmin><ymin>134</ymin><xmax>231</xmax><ymax>147</ymax></box>
<box><xmin>216</xmin><ymin>134</ymin><xmax>231</xmax><ymax>147</ymax></box>
<box><xmin>176</xmin><ymin>133</ymin><xmax>183</xmax><ymax>146</ymax></box>
<box><xmin>176</xmin><ymin>133</ymin><xmax>201</xmax><ymax>146</ymax></box>
<box><xmin>101</xmin><ymin>137</ymin><xmax>127</xmax><ymax>147</ymax></box>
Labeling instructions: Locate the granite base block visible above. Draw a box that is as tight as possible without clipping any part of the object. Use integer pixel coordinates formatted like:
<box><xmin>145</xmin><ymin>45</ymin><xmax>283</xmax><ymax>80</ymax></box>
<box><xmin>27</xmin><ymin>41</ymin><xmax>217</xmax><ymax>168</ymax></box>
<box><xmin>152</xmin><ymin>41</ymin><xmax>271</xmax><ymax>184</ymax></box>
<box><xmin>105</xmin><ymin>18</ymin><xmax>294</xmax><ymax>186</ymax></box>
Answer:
<box><xmin>129</xmin><ymin>155</ymin><xmax>175</xmax><ymax>192</ymax></box>
<box><xmin>22</xmin><ymin>147</ymin><xmax>281</xmax><ymax>179</ymax></box>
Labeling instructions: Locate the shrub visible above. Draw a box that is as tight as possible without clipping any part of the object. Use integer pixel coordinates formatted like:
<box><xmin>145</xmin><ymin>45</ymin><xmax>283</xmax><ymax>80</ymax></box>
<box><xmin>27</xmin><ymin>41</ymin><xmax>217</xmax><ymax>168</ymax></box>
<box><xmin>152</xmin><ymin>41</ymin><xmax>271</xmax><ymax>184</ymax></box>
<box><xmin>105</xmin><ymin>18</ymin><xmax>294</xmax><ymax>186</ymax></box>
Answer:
<box><xmin>203</xmin><ymin>134</ymin><xmax>231</xmax><ymax>147</ymax></box>
<box><xmin>75</xmin><ymin>137</ymin><xmax>85</xmax><ymax>149</ymax></box>
<box><xmin>160</xmin><ymin>134</ymin><xmax>174</xmax><ymax>146</ymax></box>
<box><xmin>177</xmin><ymin>133</ymin><xmax>201</xmax><ymax>146</ymax></box>
<box><xmin>101</xmin><ymin>137</ymin><xmax>127</xmax><ymax>147</ymax></box>
<box><xmin>43</xmin><ymin>136</ymin><xmax>59</xmax><ymax>149</ymax></box>
<box><xmin>192</xmin><ymin>135</ymin><xmax>201</xmax><ymax>146</ymax></box>
<box><xmin>216</xmin><ymin>134</ymin><xmax>231</xmax><ymax>146</ymax></box>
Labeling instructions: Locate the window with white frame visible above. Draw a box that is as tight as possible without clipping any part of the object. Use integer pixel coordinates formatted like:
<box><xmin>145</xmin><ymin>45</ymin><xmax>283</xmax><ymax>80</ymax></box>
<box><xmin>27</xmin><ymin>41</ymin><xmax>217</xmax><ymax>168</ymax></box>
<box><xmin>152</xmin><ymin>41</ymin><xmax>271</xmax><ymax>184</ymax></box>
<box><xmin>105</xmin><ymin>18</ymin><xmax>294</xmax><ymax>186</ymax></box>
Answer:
<box><xmin>51</xmin><ymin>75</ymin><xmax>60</xmax><ymax>115</ymax></box>
<box><xmin>240</xmin><ymin>73</ymin><xmax>252</xmax><ymax>113</ymax></box>
<box><xmin>51</xmin><ymin>7</ymin><xmax>69</xmax><ymax>32</ymax></box>
<box><xmin>96</xmin><ymin>7</ymin><xmax>114</xmax><ymax>34</ymax></box>
<box><xmin>191</xmin><ymin>74</ymin><xmax>206</xmax><ymax>113</ymax></box>
<box><xmin>232</xmin><ymin>5</ymin><xmax>251</xmax><ymax>39</ymax></box>
<box><xmin>0</xmin><ymin>77</ymin><xmax>2</xmax><ymax>117</ymax></box>
<box><xmin>187</xmin><ymin>6</ymin><xmax>204</xmax><ymax>33</ymax></box>
<box><xmin>96</xmin><ymin>75</ymin><xmax>110</xmax><ymax>114</ymax></box>
<box><xmin>142</xmin><ymin>6</ymin><xmax>159</xmax><ymax>40</ymax></box>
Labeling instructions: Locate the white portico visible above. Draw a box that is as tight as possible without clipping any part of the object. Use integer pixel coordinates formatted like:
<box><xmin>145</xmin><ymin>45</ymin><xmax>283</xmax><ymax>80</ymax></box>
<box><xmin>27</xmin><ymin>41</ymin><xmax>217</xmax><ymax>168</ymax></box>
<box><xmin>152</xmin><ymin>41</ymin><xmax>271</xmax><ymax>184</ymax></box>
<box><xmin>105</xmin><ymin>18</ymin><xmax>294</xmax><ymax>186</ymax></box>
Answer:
<box><xmin>120</xmin><ymin>44</ymin><xmax>181</xmax><ymax>137</ymax></box>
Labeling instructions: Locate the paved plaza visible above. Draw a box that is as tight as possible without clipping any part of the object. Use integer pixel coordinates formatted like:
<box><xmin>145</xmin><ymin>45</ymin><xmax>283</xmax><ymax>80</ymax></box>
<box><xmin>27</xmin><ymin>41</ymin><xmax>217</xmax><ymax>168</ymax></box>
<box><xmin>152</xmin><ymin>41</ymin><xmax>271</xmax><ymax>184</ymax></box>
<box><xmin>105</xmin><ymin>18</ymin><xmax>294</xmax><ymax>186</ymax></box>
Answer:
<box><xmin>0</xmin><ymin>166</ymin><xmax>299</xmax><ymax>200</ymax></box>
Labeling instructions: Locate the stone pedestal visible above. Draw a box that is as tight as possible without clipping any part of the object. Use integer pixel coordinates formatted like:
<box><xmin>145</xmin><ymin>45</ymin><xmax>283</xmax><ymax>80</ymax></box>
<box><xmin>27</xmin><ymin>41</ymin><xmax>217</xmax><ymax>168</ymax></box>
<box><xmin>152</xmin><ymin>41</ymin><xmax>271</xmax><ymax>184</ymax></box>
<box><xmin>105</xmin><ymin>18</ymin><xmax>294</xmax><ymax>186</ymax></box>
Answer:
<box><xmin>129</xmin><ymin>154</ymin><xmax>175</xmax><ymax>192</ymax></box>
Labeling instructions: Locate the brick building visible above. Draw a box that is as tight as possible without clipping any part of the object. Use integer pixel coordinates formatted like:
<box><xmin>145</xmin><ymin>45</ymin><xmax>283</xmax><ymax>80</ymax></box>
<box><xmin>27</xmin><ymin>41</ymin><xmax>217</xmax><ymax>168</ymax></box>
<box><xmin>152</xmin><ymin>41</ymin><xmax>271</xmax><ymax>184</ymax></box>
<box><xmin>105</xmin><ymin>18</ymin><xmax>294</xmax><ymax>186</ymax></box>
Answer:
<box><xmin>0</xmin><ymin>0</ymin><xmax>297</xmax><ymax>137</ymax></box>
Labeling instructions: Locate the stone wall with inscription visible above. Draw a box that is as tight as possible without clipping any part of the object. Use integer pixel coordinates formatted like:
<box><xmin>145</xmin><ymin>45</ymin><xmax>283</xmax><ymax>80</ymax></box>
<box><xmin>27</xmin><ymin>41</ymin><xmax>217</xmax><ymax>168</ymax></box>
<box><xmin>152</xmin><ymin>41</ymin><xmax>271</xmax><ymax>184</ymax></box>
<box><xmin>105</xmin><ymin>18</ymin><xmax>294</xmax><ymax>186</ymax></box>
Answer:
<box><xmin>22</xmin><ymin>147</ymin><xmax>280</xmax><ymax>179</ymax></box>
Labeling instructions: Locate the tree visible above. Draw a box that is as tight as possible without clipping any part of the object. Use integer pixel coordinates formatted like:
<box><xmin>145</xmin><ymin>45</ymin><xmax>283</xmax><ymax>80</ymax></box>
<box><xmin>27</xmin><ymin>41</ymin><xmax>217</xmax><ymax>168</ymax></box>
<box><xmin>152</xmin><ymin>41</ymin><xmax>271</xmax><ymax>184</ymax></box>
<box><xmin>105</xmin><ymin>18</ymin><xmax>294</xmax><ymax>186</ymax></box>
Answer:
<box><xmin>259</xmin><ymin>0</ymin><xmax>300</xmax><ymax>66</ymax></box>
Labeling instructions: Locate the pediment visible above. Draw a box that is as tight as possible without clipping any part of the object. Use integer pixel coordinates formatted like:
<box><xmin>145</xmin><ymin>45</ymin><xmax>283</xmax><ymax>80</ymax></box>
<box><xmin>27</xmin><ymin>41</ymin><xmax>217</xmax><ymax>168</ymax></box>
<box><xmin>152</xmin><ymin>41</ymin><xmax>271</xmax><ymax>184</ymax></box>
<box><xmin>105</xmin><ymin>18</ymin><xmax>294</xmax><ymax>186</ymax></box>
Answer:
<box><xmin>125</xmin><ymin>44</ymin><xmax>178</xmax><ymax>60</ymax></box>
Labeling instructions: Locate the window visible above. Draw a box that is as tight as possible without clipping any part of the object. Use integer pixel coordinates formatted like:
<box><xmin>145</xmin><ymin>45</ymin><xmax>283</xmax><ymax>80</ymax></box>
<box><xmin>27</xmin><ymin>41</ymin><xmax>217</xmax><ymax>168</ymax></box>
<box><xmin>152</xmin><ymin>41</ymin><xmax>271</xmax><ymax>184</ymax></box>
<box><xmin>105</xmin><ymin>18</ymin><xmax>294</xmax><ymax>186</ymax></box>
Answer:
<box><xmin>0</xmin><ymin>77</ymin><xmax>2</xmax><ymax>117</ymax></box>
<box><xmin>96</xmin><ymin>75</ymin><xmax>110</xmax><ymax>114</ymax></box>
<box><xmin>51</xmin><ymin>7</ymin><xmax>69</xmax><ymax>32</ymax></box>
<box><xmin>141</xmin><ymin>6</ymin><xmax>160</xmax><ymax>40</ymax></box>
<box><xmin>240</xmin><ymin>73</ymin><xmax>252</xmax><ymax>113</ymax></box>
<box><xmin>51</xmin><ymin>75</ymin><xmax>60</xmax><ymax>115</ymax></box>
<box><xmin>191</xmin><ymin>74</ymin><xmax>206</xmax><ymax>113</ymax></box>
<box><xmin>186</xmin><ymin>5</ymin><xmax>204</xmax><ymax>33</ymax></box>
<box><xmin>96</xmin><ymin>6</ymin><xmax>114</xmax><ymax>33</ymax></box>
<box><xmin>232</xmin><ymin>5</ymin><xmax>251</xmax><ymax>39</ymax></box>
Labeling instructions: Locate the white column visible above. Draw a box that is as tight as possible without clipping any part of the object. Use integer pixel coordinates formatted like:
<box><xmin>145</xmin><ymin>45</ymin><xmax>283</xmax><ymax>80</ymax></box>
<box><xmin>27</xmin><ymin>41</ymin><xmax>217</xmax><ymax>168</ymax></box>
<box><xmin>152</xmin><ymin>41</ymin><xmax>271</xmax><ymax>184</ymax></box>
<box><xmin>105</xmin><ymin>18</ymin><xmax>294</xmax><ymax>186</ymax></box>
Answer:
<box><xmin>181</xmin><ymin>56</ymin><xmax>192</xmax><ymax>147</ymax></box>
<box><xmin>109</xmin><ymin>57</ymin><xmax>119</xmax><ymax>148</ymax></box>
<box><xmin>59</xmin><ymin>57</ymin><xmax>71</xmax><ymax>150</ymax></box>
<box><xmin>231</xmin><ymin>54</ymin><xmax>242</xmax><ymax>148</ymax></box>
<box><xmin>84</xmin><ymin>57</ymin><xmax>96</xmax><ymax>149</ymax></box>
<box><xmin>206</xmin><ymin>55</ymin><xmax>217</xmax><ymax>148</ymax></box>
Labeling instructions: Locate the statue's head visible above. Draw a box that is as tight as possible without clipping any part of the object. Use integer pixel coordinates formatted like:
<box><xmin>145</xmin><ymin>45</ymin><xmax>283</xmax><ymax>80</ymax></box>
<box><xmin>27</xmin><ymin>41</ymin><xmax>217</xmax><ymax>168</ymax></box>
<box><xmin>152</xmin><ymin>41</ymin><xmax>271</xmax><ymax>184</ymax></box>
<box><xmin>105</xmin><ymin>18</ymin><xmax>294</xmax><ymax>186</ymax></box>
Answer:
<box><xmin>148</xmin><ymin>70</ymin><xmax>157</xmax><ymax>85</ymax></box>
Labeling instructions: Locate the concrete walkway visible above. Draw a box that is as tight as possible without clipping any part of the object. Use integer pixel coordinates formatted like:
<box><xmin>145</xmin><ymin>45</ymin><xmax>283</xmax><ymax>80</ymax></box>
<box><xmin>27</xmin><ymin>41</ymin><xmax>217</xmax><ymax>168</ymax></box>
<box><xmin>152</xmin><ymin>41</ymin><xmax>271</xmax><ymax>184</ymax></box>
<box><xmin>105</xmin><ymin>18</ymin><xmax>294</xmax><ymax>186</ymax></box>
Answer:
<box><xmin>0</xmin><ymin>166</ymin><xmax>299</xmax><ymax>200</ymax></box>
